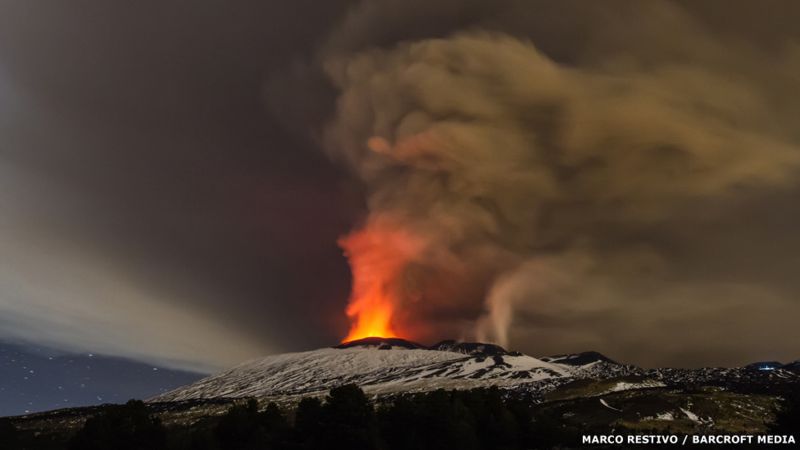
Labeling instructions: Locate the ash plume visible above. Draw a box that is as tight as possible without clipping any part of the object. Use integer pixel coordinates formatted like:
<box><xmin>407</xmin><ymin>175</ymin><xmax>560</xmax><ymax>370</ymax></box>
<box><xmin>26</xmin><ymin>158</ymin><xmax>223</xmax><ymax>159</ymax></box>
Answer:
<box><xmin>270</xmin><ymin>0</ymin><xmax>800</xmax><ymax>365</ymax></box>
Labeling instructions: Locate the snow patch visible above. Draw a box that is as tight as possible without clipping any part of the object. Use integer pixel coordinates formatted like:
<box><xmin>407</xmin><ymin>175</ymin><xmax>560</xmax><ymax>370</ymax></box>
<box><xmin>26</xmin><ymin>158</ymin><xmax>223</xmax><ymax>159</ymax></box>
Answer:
<box><xmin>606</xmin><ymin>380</ymin><xmax>666</xmax><ymax>393</ymax></box>
<box><xmin>600</xmin><ymin>399</ymin><xmax>622</xmax><ymax>412</ymax></box>
<box><xmin>642</xmin><ymin>411</ymin><xmax>675</xmax><ymax>421</ymax></box>
<box><xmin>680</xmin><ymin>407</ymin><xmax>700</xmax><ymax>423</ymax></box>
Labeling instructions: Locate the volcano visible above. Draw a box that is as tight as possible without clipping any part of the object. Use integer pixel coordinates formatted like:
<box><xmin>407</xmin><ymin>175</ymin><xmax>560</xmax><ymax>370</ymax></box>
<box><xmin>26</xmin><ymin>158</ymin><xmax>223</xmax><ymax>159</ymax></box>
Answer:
<box><xmin>150</xmin><ymin>338</ymin><xmax>800</xmax><ymax>406</ymax></box>
<box><xmin>149</xmin><ymin>338</ymin><xmax>800</xmax><ymax>409</ymax></box>
<box><xmin>10</xmin><ymin>339</ymin><xmax>799</xmax><ymax>440</ymax></box>
<box><xmin>151</xmin><ymin>338</ymin><xmax>576</xmax><ymax>403</ymax></box>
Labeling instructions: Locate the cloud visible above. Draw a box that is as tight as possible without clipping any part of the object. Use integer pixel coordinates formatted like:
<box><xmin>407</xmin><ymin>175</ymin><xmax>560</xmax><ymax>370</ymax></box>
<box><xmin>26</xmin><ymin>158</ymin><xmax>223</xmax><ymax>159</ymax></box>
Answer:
<box><xmin>0</xmin><ymin>1</ymin><xmax>357</xmax><ymax>369</ymax></box>
<box><xmin>274</xmin><ymin>0</ymin><xmax>800</xmax><ymax>365</ymax></box>
<box><xmin>2</xmin><ymin>1</ymin><xmax>800</xmax><ymax>370</ymax></box>
<box><xmin>0</xmin><ymin>162</ymin><xmax>266</xmax><ymax>372</ymax></box>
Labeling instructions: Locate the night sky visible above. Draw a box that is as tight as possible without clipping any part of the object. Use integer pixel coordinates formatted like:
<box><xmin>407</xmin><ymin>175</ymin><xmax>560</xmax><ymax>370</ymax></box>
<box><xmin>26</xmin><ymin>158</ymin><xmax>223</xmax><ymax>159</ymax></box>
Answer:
<box><xmin>0</xmin><ymin>340</ymin><xmax>202</xmax><ymax>416</ymax></box>
<box><xmin>2</xmin><ymin>0</ymin><xmax>800</xmax><ymax>410</ymax></box>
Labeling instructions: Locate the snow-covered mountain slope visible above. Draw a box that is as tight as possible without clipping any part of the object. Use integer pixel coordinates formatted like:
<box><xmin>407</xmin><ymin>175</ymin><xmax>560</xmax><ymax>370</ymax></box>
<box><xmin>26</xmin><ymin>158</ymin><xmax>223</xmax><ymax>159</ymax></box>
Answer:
<box><xmin>151</xmin><ymin>338</ymin><xmax>570</xmax><ymax>402</ymax></box>
<box><xmin>150</xmin><ymin>337</ymin><xmax>799</xmax><ymax>404</ymax></box>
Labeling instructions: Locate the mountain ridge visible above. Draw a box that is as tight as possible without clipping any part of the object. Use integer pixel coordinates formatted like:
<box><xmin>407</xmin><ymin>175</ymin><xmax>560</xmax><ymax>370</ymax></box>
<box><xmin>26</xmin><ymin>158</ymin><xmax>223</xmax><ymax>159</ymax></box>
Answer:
<box><xmin>151</xmin><ymin>337</ymin><xmax>799</xmax><ymax>405</ymax></box>
<box><xmin>334</xmin><ymin>337</ymin><xmax>519</xmax><ymax>357</ymax></box>
<box><xmin>151</xmin><ymin>338</ymin><xmax>571</xmax><ymax>403</ymax></box>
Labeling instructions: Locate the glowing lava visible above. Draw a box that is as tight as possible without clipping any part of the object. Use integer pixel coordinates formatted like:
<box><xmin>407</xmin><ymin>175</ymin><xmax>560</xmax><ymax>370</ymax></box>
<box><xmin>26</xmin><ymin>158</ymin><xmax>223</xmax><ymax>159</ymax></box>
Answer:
<box><xmin>340</xmin><ymin>218</ymin><xmax>425</xmax><ymax>342</ymax></box>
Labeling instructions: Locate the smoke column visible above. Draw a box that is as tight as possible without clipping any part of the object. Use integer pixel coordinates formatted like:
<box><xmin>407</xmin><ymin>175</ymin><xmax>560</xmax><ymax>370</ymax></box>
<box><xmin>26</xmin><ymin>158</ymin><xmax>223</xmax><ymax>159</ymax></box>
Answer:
<box><xmin>320</xmin><ymin>30</ymin><xmax>799</xmax><ymax>345</ymax></box>
<box><xmin>267</xmin><ymin>0</ymin><xmax>800</xmax><ymax>357</ymax></box>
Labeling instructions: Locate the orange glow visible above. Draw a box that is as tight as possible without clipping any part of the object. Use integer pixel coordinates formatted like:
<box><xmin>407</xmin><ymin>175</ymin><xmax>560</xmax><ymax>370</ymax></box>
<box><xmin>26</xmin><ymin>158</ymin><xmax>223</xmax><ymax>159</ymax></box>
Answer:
<box><xmin>340</xmin><ymin>218</ymin><xmax>425</xmax><ymax>342</ymax></box>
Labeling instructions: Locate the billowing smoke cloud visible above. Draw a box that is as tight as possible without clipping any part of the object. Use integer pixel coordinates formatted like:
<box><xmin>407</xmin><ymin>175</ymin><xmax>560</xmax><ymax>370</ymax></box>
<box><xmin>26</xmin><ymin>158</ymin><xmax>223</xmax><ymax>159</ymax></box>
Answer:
<box><xmin>4</xmin><ymin>1</ymin><xmax>798</xmax><ymax>371</ymax></box>
<box><xmin>0</xmin><ymin>165</ymin><xmax>267</xmax><ymax>372</ymax></box>
<box><xmin>276</xmin><ymin>0</ymin><xmax>800</xmax><ymax>364</ymax></box>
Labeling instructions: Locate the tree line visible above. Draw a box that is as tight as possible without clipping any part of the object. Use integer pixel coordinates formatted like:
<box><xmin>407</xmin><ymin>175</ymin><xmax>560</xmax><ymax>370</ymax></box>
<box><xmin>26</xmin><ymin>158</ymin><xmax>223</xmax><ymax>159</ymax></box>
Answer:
<box><xmin>1</xmin><ymin>385</ymin><xmax>573</xmax><ymax>450</ymax></box>
<box><xmin>2</xmin><ymin>386</ymin><xmax>797</xmax><ymax>449</ymax></box>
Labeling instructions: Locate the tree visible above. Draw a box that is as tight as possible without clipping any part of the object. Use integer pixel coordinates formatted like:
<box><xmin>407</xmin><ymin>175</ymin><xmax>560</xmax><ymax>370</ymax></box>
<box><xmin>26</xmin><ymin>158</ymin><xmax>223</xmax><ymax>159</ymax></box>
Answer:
<box><xmin>320</xmin><ymin>384</ymin><xmax>378</xmax><ymax>450</ymax></box>
<box><xmin>771</xmin><ymin>392</ymin><xmax>800</xmax><ymax>434</ymax></box>
<box><xmin>379</xmin><ymin>390</ymin><xmax>479</xmax><ymax>450</ymax></box>
<box><xmin>0</xmin><ymin>418</ymin><xmax>19</xmax><ymax>448</ymax></box>
<box><xmin>68</xmin><ymin>400</ymin><xmax>166</xmax><ymax>450</ymax></box>
<box><xmin>215</xmin><ymin>399</ymin><xmax>289</xmax><ymax>450</ymax></box>
<box><xmin>215</xmin><ymin>399</ymin><xmax>262</xmax><ymax>449</ymax></box>
<box><xmin>294</xmin><ymin>397</ymin><xmax>324</xmax><ymax>449</ymax></box>
<box><xmin>465</xmin><ymin>388</ymin><xmax>520</xmax><ymax>450</ymax></box>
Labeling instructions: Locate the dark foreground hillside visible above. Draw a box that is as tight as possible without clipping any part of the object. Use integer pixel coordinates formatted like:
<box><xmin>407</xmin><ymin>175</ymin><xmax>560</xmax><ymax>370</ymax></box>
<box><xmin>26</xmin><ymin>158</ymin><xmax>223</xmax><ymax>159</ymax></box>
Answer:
<box><xmin>2</xmin><ymin>383</ymin><xmax>798</xmax><ymax>450</ymax></box>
